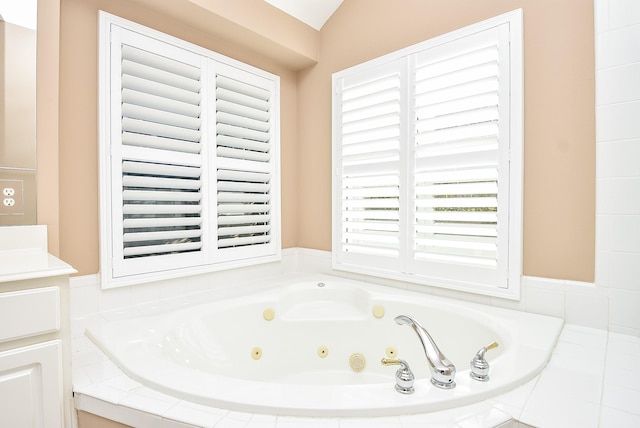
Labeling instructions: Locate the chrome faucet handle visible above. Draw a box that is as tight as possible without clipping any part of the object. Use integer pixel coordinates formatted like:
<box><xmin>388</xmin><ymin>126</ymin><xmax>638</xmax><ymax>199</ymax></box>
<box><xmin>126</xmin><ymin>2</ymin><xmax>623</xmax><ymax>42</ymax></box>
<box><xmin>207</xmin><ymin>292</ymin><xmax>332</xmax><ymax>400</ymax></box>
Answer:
<box><xmin>381</xmin><ymin>358</ymin><xmax>415</xmax><ymax>394</ymax></box>
<box><xmin>470</xmin><ymin>341</ymin><xmax>499</xmax><ymax>382</ymax></box>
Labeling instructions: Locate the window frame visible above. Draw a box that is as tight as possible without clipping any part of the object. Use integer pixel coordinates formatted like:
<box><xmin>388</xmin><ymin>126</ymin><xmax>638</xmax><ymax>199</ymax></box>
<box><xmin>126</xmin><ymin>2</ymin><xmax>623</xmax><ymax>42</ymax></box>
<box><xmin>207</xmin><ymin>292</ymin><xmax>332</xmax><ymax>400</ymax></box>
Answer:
<box><xmin>332</xmin><ymin>9</ymin><xmax>523</xmax><ymax>299</ymax></box>
<box><xmin>98</xmin><ymin>12</ymin><xmax>281</xmax><ymax>288</ymax></box>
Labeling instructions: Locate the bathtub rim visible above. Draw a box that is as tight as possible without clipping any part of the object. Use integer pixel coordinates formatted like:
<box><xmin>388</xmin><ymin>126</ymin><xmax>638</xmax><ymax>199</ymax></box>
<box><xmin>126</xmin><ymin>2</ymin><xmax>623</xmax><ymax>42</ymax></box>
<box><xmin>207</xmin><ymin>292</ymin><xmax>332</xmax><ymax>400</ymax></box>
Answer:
<box><xmin>85</xmin><ymin>273</ymin><xmax>564</xmax><ymax>417</ymax></box>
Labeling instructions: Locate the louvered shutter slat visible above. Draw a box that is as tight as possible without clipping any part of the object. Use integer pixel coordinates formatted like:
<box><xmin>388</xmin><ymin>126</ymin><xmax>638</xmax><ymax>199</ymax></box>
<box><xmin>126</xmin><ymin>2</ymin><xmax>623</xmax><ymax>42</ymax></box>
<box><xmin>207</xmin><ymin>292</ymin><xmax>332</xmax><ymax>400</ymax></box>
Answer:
<box><xmin>217</xmin><ymin>123</ymin><xmax>270</xmax><ymax>143</ymax></box>
<box><xmin>216</xmin><ymin>87</ymin><xmax>270</xmax><ymax>111</ymax></box>
<box><xmin>123</xmin><ymin>217</ymin><xmax>202</xmax><ymax>228</ymax></box>
<box><xmin>415</xmin><ymin>60</ymin><xmax>499</xmax><ymax>94</ymax></box>
<box><xmin>416</xmin><ymin>92</ymin><xmax>499</xmax><ymax>119</ymax></box>
<box><xmin>217</xmin><ymin>192</ymin><xmax>270</xmax><ymax>203</ymax></box>
<box><xmin>123</xmin><ymin>189</ymin><xmax>202</xmax><ymax>202</ymax></box>
<box><xmin>122</xmin><ymin>175</ymin><xmax>201</xmax><ymax>190</ymax></box>
<box><xmin>218</xmin><ymin>235</ymin><xmax>270</xmax><ymax>248</ymax></box>
<box><xmin>342</xmin><ymin>210</ymin><xmax>399</xmax><ymax>221</ymax></box>
<box><xmin>122</xmin><ymin>118</ymin><xmax>201</xmax><ymax>143</ymax></box>
<box><xmin>122</xmin><ymin>132</ymin><xmax>201</xmax><ymax>153</ymax></box>
<box><xmin>122</xmin><ymin>75</ymin><xmax>201</xmax><ymax>105</ymax></box>
<box><xmin>123</xmin><ymin>229</ymin><xmax>202</xmax><ymax>243</ymax></box>
<box><xmin>217</xmin><ymin>214</ymin><xmax>270</xmax><ymax>225</ymax></box>
<box><xmin>122</xmin><ymin>103</ymin><xmax>201</xmax><ymax>130</ymax></box>
<box><xmin>121</xmin><ymin>45</ymin><xmax>200</xmax><ymax>80</ymax></box>
<box><xmin>416</xmin><ymin>77</ymin><xmax>499</xmax><ymax>110</ymax></box>
<box><xmin>416</xmin><ymin>197</ymin><xmax>497</xmax><ymax>209</ymax></box>
<box><xmin>218</xmin><ymin>225</ymin><xmax>271</xmax><ymax>236</ymax></box>
<box><xmin>216</xmin><ymin>147</ymin><xmax>271</xmax><ymax>162</ymax></box>
<box><xmin>415</xmin><ymin>211</ymin><xmax>498</xmax><ymax>223</ymax></box>
<box><xmin>122</xmin><ymin>204</ymin><xmax>201</xmax><ymax>215</ymax></box>
<box><xmin>216</xmin><ymin>99</ymin><xmax>270</xmax><ymax>122</ymax></box>
<box><xmin>217</xmin><ymin>202</ymin><xmax>271</xmax><ymax>215</ymax></box>
<box><xmin>122</xmin><ymin>88</ymin><xmax>201</xmax><ymax>117</ymax></box>
<box><xmin>416</xmin><ymin>223</ymin><xmax>497</xmax><ymax>237</ymax></box>
<box><xmin>217</xmin><ymin>181</ymin><xmax>270</xmax><ymax>192</ymax></box>
<box><xmin>217</xmin><ymin>112</ymin><xmax>270</xmax><ymax>132</ymax></box>
<box><xmin>217</xmin><ymin>75</ymin><xmax>270</xmax><ymax>99</ymax></box>
<box><xmin>217</xmin><ymin>169</ymin><xmax>269</xmax><ymax>182</ymax></box>
<box><xmin>217</xmin><ymin>135</ymin><xmax>270</xmax><ymax>153</ymax></box>
<box><xmin>122</xmin><ymin>160</ymin><xmax>201</xmax><ymax>177</ymax></box>
<box><xmin>123</xmin><ymin>241</ymin><xmax>202</xmax><ymax>257</ymax></box>
<box><xmin>121</xmin><ymin>60</ymin><xmax>200</xmax><ymax>93</ymax></box>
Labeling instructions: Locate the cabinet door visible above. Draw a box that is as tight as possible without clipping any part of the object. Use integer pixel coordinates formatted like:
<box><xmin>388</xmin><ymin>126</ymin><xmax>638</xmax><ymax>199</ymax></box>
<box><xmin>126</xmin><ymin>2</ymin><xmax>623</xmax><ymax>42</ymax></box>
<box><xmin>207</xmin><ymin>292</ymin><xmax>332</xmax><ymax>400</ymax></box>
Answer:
<box><xmin>0</xmin><ymin>340</ymin><xmax>62</xmax><ymax>428</ymax></box>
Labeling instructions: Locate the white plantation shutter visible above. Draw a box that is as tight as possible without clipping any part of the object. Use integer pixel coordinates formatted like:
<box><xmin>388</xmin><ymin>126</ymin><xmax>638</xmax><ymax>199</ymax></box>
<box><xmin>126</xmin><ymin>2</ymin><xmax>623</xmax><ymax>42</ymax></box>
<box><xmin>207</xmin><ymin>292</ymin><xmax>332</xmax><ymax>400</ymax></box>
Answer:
<box><xmin>110</xmin><ymin>28</ymin><xmax>207</xmax><ymax>278</ymax></box>
<box><xmin>334</xmin><ymin>60</ymin><xmax>404</xmax><ymax>269</ymax></box>
<box><xmin>100</xmin><ymin>13</ymin><xmax>280</xmax><ymax>287</ymax></box>
<box><xmin>333</xmin><ymin>11</ymin><xmax>522</xmax><ymax>297</ymax></box>
<box><xmin>214</xmin><ymin>67</ymin><xmax>278</xmax><ymax>259</ymax></box>
<box><xmin>410</xmin><ymin>24</ymin><xmax>511</xmax><ymax>288</ymax></box>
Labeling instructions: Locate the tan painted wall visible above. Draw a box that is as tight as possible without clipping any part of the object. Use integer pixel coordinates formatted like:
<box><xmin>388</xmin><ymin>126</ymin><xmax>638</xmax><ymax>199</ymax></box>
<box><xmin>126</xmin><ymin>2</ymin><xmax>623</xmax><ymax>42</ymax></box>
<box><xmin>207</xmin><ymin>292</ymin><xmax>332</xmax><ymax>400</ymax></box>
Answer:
<box><xmin>36</xmin><ymin>0</ymin><xmax>62</xmax><ymax>254</ymax></box>
<box><xmin>50</xmin><ymin>0</ymin><xmax>594</xmax><ymax>283</ymax></box>
<box><xmin>297</xmin><ymin>0</ymin><xmax>595</xmax><ymax>282</ymax></box>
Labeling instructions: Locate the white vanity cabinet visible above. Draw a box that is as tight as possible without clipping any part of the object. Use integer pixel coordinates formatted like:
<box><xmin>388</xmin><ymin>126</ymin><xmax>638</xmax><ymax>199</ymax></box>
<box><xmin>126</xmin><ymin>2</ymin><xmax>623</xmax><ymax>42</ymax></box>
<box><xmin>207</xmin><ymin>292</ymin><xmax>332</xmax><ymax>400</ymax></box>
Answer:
<box><xmin>0</xmin><ymin>226</ymin><xmax>76</xmax><ymax>428</ymax></box>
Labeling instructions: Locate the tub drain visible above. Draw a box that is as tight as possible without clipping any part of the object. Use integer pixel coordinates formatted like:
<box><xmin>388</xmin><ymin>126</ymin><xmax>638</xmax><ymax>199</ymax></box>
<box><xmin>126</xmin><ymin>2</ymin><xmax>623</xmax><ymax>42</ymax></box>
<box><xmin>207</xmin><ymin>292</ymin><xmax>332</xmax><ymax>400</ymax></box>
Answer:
<box><xmin>349</xmin><ymin>353</ymin><xmax>366</xmax><ymax>372</ymax></box>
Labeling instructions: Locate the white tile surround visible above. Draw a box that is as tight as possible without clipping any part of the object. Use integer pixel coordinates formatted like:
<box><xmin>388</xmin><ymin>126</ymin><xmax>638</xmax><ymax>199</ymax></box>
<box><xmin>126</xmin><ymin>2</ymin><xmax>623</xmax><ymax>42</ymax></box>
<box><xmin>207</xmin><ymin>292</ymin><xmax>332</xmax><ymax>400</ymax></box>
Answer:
<box><xmin>71</xmin><ymin>250</ymin><xmax>640</xmax><ymax>428</ymax></box>
<box><xmin>595</xmin><ymin>0</ymin><xmax>640</xmax><ymax>337</ymax></box>
<box><xmin>69</xmin><ymin>0</ymin><xmax>640</xmax><ymax>426</ymax></box>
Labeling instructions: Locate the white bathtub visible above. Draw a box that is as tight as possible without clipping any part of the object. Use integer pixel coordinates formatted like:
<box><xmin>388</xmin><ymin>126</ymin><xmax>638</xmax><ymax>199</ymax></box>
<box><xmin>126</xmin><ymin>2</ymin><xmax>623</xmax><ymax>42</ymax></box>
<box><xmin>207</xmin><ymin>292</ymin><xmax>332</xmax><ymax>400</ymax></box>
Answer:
<box><xmin>86</xmin><ymin>274</ymin><xmax>563</xmax><ymax>417</ymax></box>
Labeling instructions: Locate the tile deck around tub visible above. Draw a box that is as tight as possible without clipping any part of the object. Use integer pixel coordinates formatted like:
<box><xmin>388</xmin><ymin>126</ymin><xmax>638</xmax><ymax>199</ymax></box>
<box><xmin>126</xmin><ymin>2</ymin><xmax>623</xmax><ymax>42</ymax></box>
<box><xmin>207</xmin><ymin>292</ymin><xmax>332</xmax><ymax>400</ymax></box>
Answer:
<box><xmin>72</xmin><ymin>315</ymin><xmax>640</xmax><ymax>428</ymax></box>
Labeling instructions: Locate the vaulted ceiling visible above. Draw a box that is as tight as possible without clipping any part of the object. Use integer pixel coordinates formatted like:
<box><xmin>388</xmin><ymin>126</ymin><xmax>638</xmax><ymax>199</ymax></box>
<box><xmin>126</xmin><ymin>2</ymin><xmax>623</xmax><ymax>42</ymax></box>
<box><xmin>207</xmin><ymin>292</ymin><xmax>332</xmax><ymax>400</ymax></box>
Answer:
<box><xmin>263</xmin><ymin>0</ymin><xmax>343</xmax><ymax>30</ymax></box>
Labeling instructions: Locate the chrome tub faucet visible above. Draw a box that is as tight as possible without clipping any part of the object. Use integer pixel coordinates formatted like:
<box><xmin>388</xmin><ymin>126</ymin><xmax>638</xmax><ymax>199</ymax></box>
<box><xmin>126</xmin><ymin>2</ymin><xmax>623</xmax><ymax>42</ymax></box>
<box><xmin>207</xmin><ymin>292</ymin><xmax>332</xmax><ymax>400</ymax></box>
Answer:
<box><xmin>395</xmin><ymin>315</ymin><xmax>456</xmax><ymax>389</ymax></box>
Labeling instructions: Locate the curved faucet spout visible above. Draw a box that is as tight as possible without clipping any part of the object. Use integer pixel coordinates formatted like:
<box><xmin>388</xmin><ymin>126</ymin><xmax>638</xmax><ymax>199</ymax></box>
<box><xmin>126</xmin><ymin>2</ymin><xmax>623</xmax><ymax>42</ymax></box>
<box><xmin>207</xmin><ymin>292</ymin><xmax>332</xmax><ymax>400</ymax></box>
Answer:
<box><xmin>395</xmin><ymin>315</ymin><xmax>456</xmax><ymax>389</ymax></box>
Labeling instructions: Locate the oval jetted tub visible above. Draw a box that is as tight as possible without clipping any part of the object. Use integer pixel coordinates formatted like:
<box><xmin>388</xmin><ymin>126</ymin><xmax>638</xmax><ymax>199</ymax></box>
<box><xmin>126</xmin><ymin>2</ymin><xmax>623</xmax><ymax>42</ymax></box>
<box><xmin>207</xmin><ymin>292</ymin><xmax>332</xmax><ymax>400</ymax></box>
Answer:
<box><xmin>85</xmin><ymin>274</ymin><xmax>563</xmax><ymax>417</ymax></box>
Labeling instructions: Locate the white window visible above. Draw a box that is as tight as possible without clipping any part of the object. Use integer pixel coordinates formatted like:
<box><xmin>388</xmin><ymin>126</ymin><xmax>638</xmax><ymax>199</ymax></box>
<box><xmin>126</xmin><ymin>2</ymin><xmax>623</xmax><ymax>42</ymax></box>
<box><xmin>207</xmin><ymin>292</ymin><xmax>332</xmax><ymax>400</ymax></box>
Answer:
<box><xmin>332</xmin><ymin>10</ymin><xmax>522</xmax><ymax>298</ymax></box>
<box><xmin>99</xmin><ymin>12</ymin><xmax>280</xmax><ymax>288</ymax></box>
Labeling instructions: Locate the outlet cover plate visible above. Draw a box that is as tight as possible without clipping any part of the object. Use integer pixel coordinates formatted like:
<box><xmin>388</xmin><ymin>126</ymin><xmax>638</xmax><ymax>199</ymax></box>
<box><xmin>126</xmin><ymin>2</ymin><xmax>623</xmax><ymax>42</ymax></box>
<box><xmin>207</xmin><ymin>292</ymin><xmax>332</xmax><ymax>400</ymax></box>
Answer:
<box><xmin>0</xmin><ymin>180</ymin><xmax>24</xmax><ymax>215</ymax></box>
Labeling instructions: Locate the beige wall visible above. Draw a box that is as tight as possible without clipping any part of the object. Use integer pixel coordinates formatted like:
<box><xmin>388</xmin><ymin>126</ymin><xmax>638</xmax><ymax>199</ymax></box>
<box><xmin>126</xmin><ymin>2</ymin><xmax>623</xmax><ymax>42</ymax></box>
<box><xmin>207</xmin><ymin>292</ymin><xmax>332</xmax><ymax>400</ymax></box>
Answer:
<box><xmin>297</xmin><ymin>0</ymin><xmax>595</xmax><ymax>282</ymax></box>
<box><xmin>48</xmin><ymin>0</ymin><xmax>595</xmax><ymax>283</ymax></box>
<box><xmin>36</xmin><ymin>0</ymin><xmax>62</xmax><ymax>252</ymax></box>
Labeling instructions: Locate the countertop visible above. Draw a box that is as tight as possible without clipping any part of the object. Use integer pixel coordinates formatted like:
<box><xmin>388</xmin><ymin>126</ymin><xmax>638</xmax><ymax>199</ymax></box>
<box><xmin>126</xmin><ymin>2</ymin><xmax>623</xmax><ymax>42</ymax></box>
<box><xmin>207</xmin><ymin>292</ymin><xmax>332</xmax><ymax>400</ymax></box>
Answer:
<box><xmin>0</xmin><ymin>249</ymin><xmax>76</xmax><ymax>283</ymax></box>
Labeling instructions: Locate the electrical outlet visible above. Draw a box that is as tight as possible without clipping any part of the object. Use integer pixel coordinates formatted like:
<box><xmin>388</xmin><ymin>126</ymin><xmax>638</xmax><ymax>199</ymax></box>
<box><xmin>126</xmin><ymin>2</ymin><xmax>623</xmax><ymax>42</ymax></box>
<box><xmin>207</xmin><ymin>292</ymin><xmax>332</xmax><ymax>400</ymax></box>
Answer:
<box><xmin>0</xmin><ymin>180</ymin><xmax>23</xmax><ymax>215</ymax></box>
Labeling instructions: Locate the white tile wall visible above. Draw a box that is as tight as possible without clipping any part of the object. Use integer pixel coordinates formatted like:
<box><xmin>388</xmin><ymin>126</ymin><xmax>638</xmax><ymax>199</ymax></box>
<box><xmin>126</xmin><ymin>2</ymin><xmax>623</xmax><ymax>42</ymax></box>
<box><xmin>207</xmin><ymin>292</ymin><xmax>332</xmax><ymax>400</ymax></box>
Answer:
<box><xmin>596</xmin><ymin>0</ymin><xmax>640</xmax><ymax>336</ymax></box>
